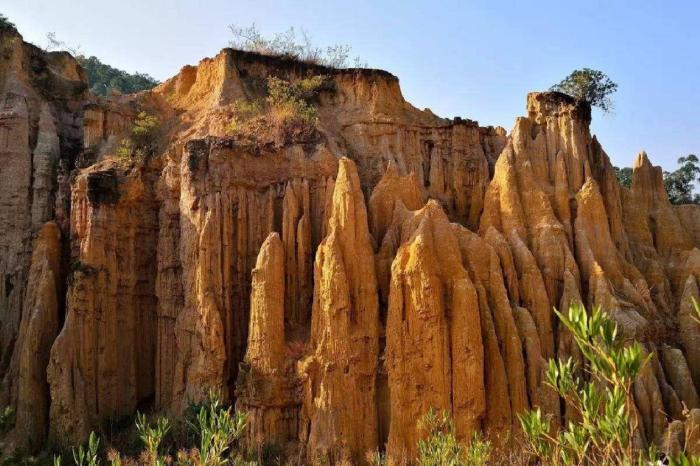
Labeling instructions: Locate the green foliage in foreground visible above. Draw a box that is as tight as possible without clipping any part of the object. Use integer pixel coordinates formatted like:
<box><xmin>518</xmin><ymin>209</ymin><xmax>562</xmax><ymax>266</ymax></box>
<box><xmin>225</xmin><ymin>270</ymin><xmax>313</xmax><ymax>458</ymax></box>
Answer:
<box><xmin>519</xmin><ymin>303</ymin><xmax>700</xmax><ymax>465</ymax></box>
<box><xmin>71</xmin><ymin>432</ymin><xmax>99</xmax><ymax>466</ymax></box>
<box><xmin>520</xmin><ymin>303</ymin><xmax>646</xmax><ymax>465</ymax></box>
<box><xmin>417</xmin><ymin>409</ymin><xmax>491</xmax><ymax>466</ymax></box>
<box><xmin>188</xmin><ymin>392</ymin><xmax>250</xmax><ymax>466</ymax></box>
<box><xmin>10</xmin><ymin>306</ymin><xmax>700</xmax><ymax>465</ymax></box>
<box><xmin>135</xmin><ymin>412</ymin><xmax>170</xmax><ymax>466</ymax></box>
<box><xmin>39</xmin><ymin>392</ymin><xmax>250</xmax><ymax>466</ymax></box>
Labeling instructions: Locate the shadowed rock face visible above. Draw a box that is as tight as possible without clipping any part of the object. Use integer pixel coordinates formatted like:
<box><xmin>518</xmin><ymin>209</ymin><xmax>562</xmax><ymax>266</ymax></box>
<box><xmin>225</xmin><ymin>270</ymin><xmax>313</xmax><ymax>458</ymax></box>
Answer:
<box><xmin>3</xmin><ymin>26</ymin><xmax>700</xmax><ymax>462</ymax></box>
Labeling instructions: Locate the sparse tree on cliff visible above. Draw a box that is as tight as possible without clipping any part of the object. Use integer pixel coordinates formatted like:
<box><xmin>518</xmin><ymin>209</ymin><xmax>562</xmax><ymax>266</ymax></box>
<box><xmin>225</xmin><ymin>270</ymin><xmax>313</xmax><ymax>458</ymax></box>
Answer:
<box><xmin>551</xmin><ymin>68</ymin><xmax>618</xmax><ymax>113</ymax></box>
<box><xmin>0</xmin><ymin>13</ymin><xmax>16</xmax><ymax>33</ymax></box>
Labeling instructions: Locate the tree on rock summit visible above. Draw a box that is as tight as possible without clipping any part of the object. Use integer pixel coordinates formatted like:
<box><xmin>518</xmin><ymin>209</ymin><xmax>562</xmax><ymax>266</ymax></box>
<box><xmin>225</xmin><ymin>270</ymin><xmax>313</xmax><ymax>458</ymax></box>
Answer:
<box><xmin>551</xmin><ymin>68</ymin><xmax>618</xmax><ymax>113</ymax></box>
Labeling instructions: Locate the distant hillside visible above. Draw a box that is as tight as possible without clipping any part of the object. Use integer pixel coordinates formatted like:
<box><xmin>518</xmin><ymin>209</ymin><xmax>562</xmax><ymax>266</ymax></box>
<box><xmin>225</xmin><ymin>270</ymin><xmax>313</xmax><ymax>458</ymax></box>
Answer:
<box><xmin>77</xmin><ymin>55</ymin><xmax>158</xmax><ymax>96</ymax></box>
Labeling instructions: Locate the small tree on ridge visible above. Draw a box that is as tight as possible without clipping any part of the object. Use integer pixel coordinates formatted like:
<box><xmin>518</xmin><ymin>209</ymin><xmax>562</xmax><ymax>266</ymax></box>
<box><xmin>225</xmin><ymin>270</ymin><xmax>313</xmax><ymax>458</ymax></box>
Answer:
<box><xmin>551</xmin><ymin>68</ymin><xmax>618</xmax><ymax>113</ymax></box>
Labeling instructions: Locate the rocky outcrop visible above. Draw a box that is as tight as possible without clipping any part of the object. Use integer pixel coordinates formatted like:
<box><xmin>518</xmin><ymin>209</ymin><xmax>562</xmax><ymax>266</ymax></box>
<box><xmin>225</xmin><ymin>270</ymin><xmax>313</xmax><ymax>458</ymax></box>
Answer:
<box><xmin>2</xmin><ymin>222</ymin><xmax>61</xmax><ymax>450</ymax></box>
<box><xmin>3</xmin><ymin>27</ymin><xmax>700</xmax><ymax>464</ymax></box>
<box><xmin>299</xmin><ymin>158</ymin><xmax>380</xmax><ymax>463</ymax></box>
<box><xmin>384</xmin><ymin>201</ymin><xmax>484</xmax><ymax>459</ymax></box>
<box><xmin>47</xmin><ymin>166</ymin><xmax>158</xmax><ymax>445</ymax></box>
<box><xmin>236</xmin><ymin>233</ymin><xmax>299</xmax><ymax>449</ymax></box>
<box><xmin>368</xmin><ymin>161</ymin><xmax>426</xmax><ymax>245</ymax></box>
<box><xmin>0</xmin><ymin>29</ymin><xmax>84</xmax><ymax>382</ymax></box>
<box><xmin>167</xmin><ymin>140</ymin><xmax>338</xmax><ymax>414</ymax></box>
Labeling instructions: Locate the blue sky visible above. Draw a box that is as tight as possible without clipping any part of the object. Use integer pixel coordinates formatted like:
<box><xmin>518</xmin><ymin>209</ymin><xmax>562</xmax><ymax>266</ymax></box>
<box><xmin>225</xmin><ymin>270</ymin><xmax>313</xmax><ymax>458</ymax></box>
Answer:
<box><xmin>4</xmin><ymin>0</ymin><xmax>699</xmax><ymax>171</ymax></box>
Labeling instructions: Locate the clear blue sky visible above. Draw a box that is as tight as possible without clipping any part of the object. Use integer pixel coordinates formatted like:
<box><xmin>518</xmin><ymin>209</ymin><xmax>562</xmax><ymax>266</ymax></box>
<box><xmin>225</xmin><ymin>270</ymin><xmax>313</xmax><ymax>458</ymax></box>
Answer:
<box><xmin>5</xmin><ymin>0</ymin><xmax>699</xmax><ymax>171</ymax></box>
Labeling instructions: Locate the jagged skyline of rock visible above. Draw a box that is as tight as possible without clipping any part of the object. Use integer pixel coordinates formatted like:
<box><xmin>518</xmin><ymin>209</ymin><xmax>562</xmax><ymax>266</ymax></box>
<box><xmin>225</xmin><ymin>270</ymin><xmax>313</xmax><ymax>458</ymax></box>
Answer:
<box><xmin>2</xmin><ymin>1</ymin><xmax>698</xmax><ymax>170</ymax></box>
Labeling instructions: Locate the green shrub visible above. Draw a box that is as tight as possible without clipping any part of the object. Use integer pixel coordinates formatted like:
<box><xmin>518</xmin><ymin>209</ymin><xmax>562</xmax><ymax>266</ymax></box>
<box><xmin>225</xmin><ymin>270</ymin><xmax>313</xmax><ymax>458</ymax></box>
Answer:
<box><xmin>0</xmin><ymin>406</ymin><xmax>14</xmax><ymax>433</ymax></box>
<box><xmin>266</xmin><ymin>75</ymin><xmax>324</xmax><ymax>108</ymax></box>
<box><xmin>224</xmin><ymin>100</ymin><xmax>263</xmax><ymax>135</ymax></box>
<box><xmin>670</xmin><ymin>453</ymin><xmax>700</xmax><ymax>466</ymax></box>
<box><xmin>117</xmin><ymin>111</ymin><xmax>160</xmax><ymax>162</ymax></box>
<box><xmin>195</xmin><ymin>400</ymin><xmax>245</xmax><ymax>465</ymax></box>
<box><xmin>519</xmin><ymin>304</ymin><xmax>648</xmax><ymax>465</ymax></box>
<box><xmin>135</xmin><ymin>412</ymin><xmax>170</xmax><ymax>466</ymax></box>
<box><xmin>0</xmin><ymin>13</ymin><xmax>16</xmax><ymax>34</ymax></box>
<box><xmin>43</xmin><ymin>32</ymin><xmax>159</xmax><ymax>96</ymax></box>
<box><xmin>614</xmin><ymin>166</ymin><xmax>633</xmax><ymax>189</ymax></box>
<box><xmin>664</xmin><ymin>154</ymin><xmax>700</xmax><ymax>205</ymax></box>
<box><xmin>550</xmin><ymin>68</ymin><xmax>618</xmax><ymax>113</ymax></box>
<box><xmin>26</xmin><ymin>392</ymin><xmax>257</xmax><ymax>466</ymax></box>
<box><xmin>228</xmin><ymin>23</ymin><xmax>364</xmax><ymax>68</ymax></box>
<box><xmin>266</xmin><ymin>76</ymin><xmax>319</xmax><ymax>124</ymax></box>
<box><xmin>226</xmin><ymin>75</ymin><xmax>326</xmax><ymax>149</ymax></box>
<box><xmin>178</xmin><ymin>392</ymin><xmax>254</xmax><ymax>466</ymax></box>
<box><xmin>417</xmin><ymin>409</ymin><xmax>490</xmax><ymax>466</ymax></box>
<box><xmin>72</xmin><ymin>432</ymin><xmax>100</xmax><ymax>466</ymax></box>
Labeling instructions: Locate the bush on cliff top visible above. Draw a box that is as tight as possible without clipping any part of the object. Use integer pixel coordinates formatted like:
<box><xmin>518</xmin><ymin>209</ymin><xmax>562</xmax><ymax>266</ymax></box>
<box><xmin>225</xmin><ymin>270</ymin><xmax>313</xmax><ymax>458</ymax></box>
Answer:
<box><xmin>228</xmin><ymin>23</ymin><xmax>365</xmax><ymax>69</ymax></box>
<box><xmin>225</xmin><ymin>75</ymin><xmax>327</xmax><ymax>149</ymax></box>
<box><xmin>0</xmin><ymin>13</ymin><xmax>16</xmax><ymax>34</ymax></box>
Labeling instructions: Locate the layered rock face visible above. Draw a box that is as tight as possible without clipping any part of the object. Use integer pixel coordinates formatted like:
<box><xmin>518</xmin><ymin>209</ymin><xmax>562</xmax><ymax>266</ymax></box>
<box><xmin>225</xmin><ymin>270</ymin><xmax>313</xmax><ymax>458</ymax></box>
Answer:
<box><xmin>0</xmin><ymin>28</ymin><xmax>84</xmax><ymax>450</ymax></box>
<box><xmin>47</xmin><ymin>165</ymin><xmax>159</xmax><ymax>443</ymax></box>
<box><xmin>3</xmin><ymin>27</ymin><xmax>700</xmax><ymax>464</ymax></box>
<box><xmin>0</xmin><ymin>29</ymin><xmax>84</xmax><ymax>376</ymax></box>
<box><xmin>3</xmin><ymin>222</ymin><xmax>61</xmax><ymax>449</ymax></box>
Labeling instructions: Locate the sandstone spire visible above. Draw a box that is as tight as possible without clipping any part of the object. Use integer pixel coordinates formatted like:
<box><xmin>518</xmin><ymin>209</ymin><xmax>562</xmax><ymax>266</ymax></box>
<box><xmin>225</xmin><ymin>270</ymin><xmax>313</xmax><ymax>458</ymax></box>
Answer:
<box><xmin>246</xmin><ymin>233</ymin><xmax>286</xmax><ymax>373</ymax></box>
<box><xmin>385</xmin><ymin>201</ymin><xmax>485</xmax><ymax>458</ymax></box>
<box><xmin>301</xmin><ymin>157</ymin><xmax>380</xmax><ymax>463</ymax></box>
<box><xmin>368</xmin><ymin>161</ymin><xmax>426</xmax><ymax>245</ymax></box>
<box><xmin>236</xmin><ymin>233</ymin><xmax>298</xmax><ymax>448</ymax></box>
<box><xmin>2</xmin><ymin>222</ymin><xmax>61</xmax><ymax>451</ymax></box>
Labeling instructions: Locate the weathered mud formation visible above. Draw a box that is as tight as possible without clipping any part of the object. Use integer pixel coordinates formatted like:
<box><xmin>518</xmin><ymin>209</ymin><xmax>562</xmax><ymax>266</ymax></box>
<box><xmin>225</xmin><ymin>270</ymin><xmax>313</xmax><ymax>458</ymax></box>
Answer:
<box><xmin>3</xmin><ymin>24</ymin><xmax>700</xmax><ymax>462</ymax></box>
